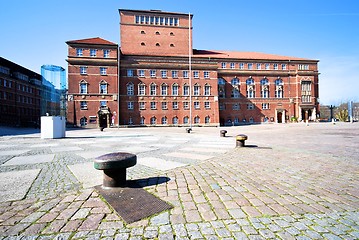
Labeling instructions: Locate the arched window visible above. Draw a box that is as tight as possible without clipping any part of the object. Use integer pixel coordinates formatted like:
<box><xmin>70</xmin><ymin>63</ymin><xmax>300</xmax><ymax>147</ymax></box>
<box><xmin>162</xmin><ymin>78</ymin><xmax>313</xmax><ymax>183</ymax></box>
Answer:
<box><xmin>231</xmin><ymin>78</ymin><xmax>240</xmax><ymax>86</ymax></box>
<box><xmin>172</xmin><ymin>116</ymin><xmax>178</xmax><ymax>125</ymax></box>
<box><xmin>79</xmin><ymin>80</ymin><xmax>88</xmax><ymax>94</ymax></box>
<box><xmin>183</xmin><ymin>116</ymin><xmax>189</xmax><ymax>124</ymax></box>
<box><xmin>205</xmin><ymin>116</ymin><xmax>210</xmax><ymax>124</ymax></box>
<box><xmin>275</xmin><ymin>78</ymin><xmax>284</xmax><ymax>98</ymax></box>
<box><xmin>193</xmin><ymin>83</ymin><xmax>200</xmax><ymax>96</ymax></box>
<box><xmin>161</xmin><ymin>116</ymin><xmax>167</xmax><ymax>125</ymax></box>
<box><xmin>194</xmin><ymin>116</ymin><xmax>200</xmax><ymax>124</ymax></box>
<box><xmin>231</xmin><ymin>89</ymin><xmax>240</xmax><ymax>98</ymax></box>
<box><xmin>80</xmin><ymin>117</ymin><xmax>87</xmax><ymax>126</ymax></box>
<box><xmin>138</xmin><ymin>83</ymin><xmax>145</xmax><ymax>95</ymax></box>
<box><xmin>218</xmin><ymin>78</ymin><xmax>226</xmax><ymax>85</ymax></box>
<box><xmin>161</xmin><ymin>83</ymin><xmax>168</xmax><ymax>96</ymax></box>
<box><xmin>150</xmin><ymin>117</ymin><xmax>156</xmax><ymax>125</ymax></box>
<box><xmin>183</xmin><ymin>84</ymin><xmax>189</xmax><ymax>96</ymax></box>
<box><xmin>218</xmin><ymin>78</ymin><xmax>226</xmax><ymax>98</ymax></box>
<box><xmin>141</xmin><ymin>42</ymin><xmax>146</xmax><ymax>46</ymax></box>
<box><xmin>246</xmin><ymin>78</ymin><xmax>255</xmax><ymax>98</ymax></box>
<box><xmin>100</xmin><ymin>80</ymin><xmax>108</xmax><ymax>94</ymax></box>
<box><xmin>140</xmin><ymin>117</ymin><xmax>145</xmax><ymax>125</ymax></box>
<box><xmin>156</xmin><ymin>43</ymin><xmax>160</xmax><ymax>46</ymax></box>
<box><xmin>204</xmin><ymin>84</ymin><xmax>211</xmax><ymax>96</ymax></box>
<box><xmin>172</xmin><ymin>83</ymin><xmax>179</xmax><ymax>96</ymax></box>
<box><xmin>150</xmin><ymin>83</ymin><xmax>157</xmax><ymax>95</ymax></box>
<box><xmin>126</xmin><ymin>82</ymin><xmax>134</xmax><ymax>96</ymax></box>
<box><xmin>260</xmin><ymin>78</ymin><xmax>269</xmax><ymax>98</ymax></box>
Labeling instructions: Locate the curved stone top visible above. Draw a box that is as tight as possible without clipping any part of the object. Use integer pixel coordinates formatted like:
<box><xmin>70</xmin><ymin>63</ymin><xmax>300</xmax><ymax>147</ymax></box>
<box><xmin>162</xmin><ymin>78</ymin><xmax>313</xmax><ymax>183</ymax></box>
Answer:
<box><xmin>236</xmin><ymin>134</ymin><xmax>248</xmax><ymax>140</ymax></box>
<box><xmin>94</xmin><ymin>152</ymin><xmax>137</xmax><ymax>170</ymax></box>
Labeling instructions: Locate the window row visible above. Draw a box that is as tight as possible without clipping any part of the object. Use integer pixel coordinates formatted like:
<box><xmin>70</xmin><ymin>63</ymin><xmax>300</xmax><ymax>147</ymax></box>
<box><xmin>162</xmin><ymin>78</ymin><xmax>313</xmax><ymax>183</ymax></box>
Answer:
<box><xmin>79</xmin><ymin>80</ymin><xmax>108</xmax><ymax>94</ymax></box>
<box><xmin>1</xmin><ymin>79</ymin><xmax>36</xmax><ymax>94</ymax></box>
<box><xmin>218</xmin><ymin>77</ymin><xmax>284</xmax><ymax>86</ymax></box>
<box><xmin>221</xmin><ymin>62</ymin><xmax>287</xmax><ymax>71</ymax></box>
<box><xmin>219</xmin><ymin>102</ymin><xmax>271</xmax><ymax>110</ymax></box>
<box><xmin>0</xmin><ymin>91</ymin><xmax>38</xmax><ymax>104</ymax></box>
<box><xmin>140</xmin><ymin>42</ymin><xmax>175</xmax><ymax>47</ymax></box>
<box><xmin>127</xmin><ymin>82</ymin><xmax>211</xmax><ymax>96</ymax></box>
<box><xmin>135</xmin><ymin>15</ymin><xmax>179</xmax><ymax>26</ymax></box>
<box><xmin>141</xmin><ymin>30</ymin><xmax>175</xmax><ymax>36</ymax></box>
<box><xmin>126</xmin><ymin>101</ymin><xmax>212</xmax><ymax>110</ymax></box>
<box><xmin>76</xmin><ymin>49</ymin><xmax>111</xmax><ymax>58</ymax></box>
<box><xmin>80</xmin><ymin>66</ymin><xmax>108</xmax><ymax>75</ymax></box>
<box><xmin>127</xmin><ymin>69</ymin><xmax>210</xmax><ymax>79</ymax></box>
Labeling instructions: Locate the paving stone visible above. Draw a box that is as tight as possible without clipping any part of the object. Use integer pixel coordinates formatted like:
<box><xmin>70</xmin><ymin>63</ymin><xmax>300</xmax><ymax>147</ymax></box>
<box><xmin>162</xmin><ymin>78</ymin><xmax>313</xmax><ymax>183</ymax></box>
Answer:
<box><xmin>78</xmin><ymin>213</ymin><xmax>105</xmax><ymax>231</ymax></box>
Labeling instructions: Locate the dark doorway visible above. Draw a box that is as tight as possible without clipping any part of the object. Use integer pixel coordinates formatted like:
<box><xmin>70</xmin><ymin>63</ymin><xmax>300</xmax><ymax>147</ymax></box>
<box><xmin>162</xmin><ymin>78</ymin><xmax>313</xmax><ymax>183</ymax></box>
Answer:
<box><xmin>277</xmin><ymin>112</ymin><xmax>283</xmax><ymax>123</ymax></box>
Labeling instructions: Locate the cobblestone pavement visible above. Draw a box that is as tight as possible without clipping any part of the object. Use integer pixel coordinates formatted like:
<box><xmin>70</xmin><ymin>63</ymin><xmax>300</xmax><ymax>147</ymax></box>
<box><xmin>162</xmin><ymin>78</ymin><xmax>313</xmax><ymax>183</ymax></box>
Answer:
<box><xmin>0</xmin><ymin>123</ymin><xmax>358</xmax><ymax>239</ymax></box>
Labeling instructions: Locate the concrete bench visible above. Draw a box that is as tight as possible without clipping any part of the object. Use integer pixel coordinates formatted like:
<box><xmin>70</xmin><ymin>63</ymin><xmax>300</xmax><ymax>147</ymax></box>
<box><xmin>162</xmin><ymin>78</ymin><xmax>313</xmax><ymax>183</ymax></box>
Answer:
<box><xmin>220</xmin><ymin>130</ymin><xmax>227</xmax><ymax>137</ymax></box>
<box><xmin>94</xmin><ymin>152</ymin><xmax>137</xmax><ymax>188</ymax></box>
<box><xmin>236</xmin><ymin>134</ymin><xmax>248</xmax><ymax>147</ymax></box>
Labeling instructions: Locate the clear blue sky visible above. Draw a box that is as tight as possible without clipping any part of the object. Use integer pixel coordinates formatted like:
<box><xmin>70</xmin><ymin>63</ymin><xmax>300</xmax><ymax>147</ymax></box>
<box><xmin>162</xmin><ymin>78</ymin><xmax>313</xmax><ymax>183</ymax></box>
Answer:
<box><xmin>1</xmin><ymin>0</ymin><xmax>358</xmax><ymax>105</ymax></box>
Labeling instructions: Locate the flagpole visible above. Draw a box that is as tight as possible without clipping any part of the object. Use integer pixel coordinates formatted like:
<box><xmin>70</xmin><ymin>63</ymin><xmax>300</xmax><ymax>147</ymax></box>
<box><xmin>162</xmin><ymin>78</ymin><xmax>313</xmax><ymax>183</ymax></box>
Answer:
<box><xmin>189</xmin><ymin>12</ymin><xmax>192</xmax><ymax>130</ymax></box>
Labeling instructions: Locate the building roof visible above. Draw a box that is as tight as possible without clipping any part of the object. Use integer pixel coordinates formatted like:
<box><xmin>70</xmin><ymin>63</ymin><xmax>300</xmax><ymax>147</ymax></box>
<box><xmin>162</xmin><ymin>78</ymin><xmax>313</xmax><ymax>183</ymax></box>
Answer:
<box><xmin>119</xmin><ymin>9</ymin><xmax>193</xmax><ymax>18</ymax></box>
<box><xmin>66</xmin><ymin>37</ymin><xmax>117</xmax><ymax>46</ymax></box>
<box><xmin>193</xmin><ymin>49</ymin><xmax>318</xmax><ymax>62</ymax></box>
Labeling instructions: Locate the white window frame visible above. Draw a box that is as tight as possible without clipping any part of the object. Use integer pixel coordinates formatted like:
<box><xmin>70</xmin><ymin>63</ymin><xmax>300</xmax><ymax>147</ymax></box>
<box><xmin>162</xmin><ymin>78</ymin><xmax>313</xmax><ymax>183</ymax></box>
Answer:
<box><xmin>193</xmin><ymin>71</ymin><xmax>199</xmax><ymax>79</ymax></box>
<box><xmin>150</xmin><ymin>70</ymin><xmax>156</xmax><ymax>78</ymax></box>
<box><xmin>172</xmin><ymin>70</ymin><xmax>178</xmax><ymax>78</ymax></box>
<box><xmin>150</xmin><ymin>102</ymin><xmax>156</xmax><ymax>110</ymax></box>
<box><xmin>80</xmin><ymin>66</ymin><xmax>87</xmax><ymax>75</ymax></box>
<box><xmin>172</xmin><ymin>101</ymin><xmax>178</xmax><ymax>109</ymax></box>
<box><xmin>100</xmin><ymin>67</ymin><xmax>107</xmax><ymax>75</ymax></box>
<box><xmin>103</xmin><ymin>49</ymin><xmax>110</xmax><ymax>58</ymax></box>
<box><xmin>161</xmin><ymin>70</ymin><xmax>167</xmax><ymax>78</ymax></box>
<box><xmin>90</xmin><ymin>49</ymin><xmax>97</xmax><ymax>57</ymax></box>
<box><xmin>183</xmin><ymin>70</ymin><xmax>189</xmax><ymax>78</ymax></box>
<box><xmin>138</xmin><ymin>84</ymin><xmax>145</xmax><ymax>95</ymax></box>
<box><xmin>150</xmin><ymin>84</ymin><xmax>156</xmax><ymax>95</ymax></box>
<box><xmin>193</xmin><ymin>84</ymin><xmax>200</xmax><ymax>96</ymax></box>
<box><xmin>230</xmin><ymin>62</ymin><xmax>235</xmax><ymax>69</ymax></box>
<box><xmin>172</xmin><ymin>84</ymin><xmax>179</xmax><ymax>96</ymax></box>
<box><xmin>139</xmin><ymin>102</ymin><xmax>145</xmax><ymax>110</ymax></box>
<box><xmin>204</xmin><ymin>102</ymin><xmax>210</xmax><ymax>109</ymax></box>
<box><xmin>76</xmin><ymin>48</ymin><xmax>83</xmax><ymax>57</ymax></box>
<box><xmin>128</xmin><ymin>101</ymin><xmax>134</xmax><ymax>110</ymax></box>
<box><xmin>138</xmin><ymin>69</ymin><xmax>145</xmax><ymax>77</ymax></box>
<box><xmin>194</xmin><ymin>101</ymin><xmax>200</xmax><ymax>109</ymax></box>
<box><xmin>204</xmin><ymin>71</ymin><xmax>209</xmax><ymax>79</ymax></box>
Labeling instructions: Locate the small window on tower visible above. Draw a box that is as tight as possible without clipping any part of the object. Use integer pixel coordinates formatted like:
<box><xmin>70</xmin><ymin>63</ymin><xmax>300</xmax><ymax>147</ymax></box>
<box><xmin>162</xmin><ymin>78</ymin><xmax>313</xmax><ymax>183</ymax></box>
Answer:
<box><xmin>156</xmin><ymin>43</ymin><xmax>160</xmax><ymax>46</ymax></box>
<box><xmin>141</xmin><ymin>42</ymin><xmax>146</xmax><ymax>46</ymax></box>
<box><xmin>155</xmin><ymin>31</ymin><xmax>160</xmax><ymax>35</ymax></box>
<box><xmin>170</xmin><ymin>44</ymin><xmax>175</xmax><ymax>47</ymax></box>
<box><xmin>170</xmin><ymin>32</ymin><xmax>174</xmax><ymax>36</ymax></box>
<box><xmin>141</xmin><ymin>30</ymin><xmax>145</xmax><ymax>34</ymax></box>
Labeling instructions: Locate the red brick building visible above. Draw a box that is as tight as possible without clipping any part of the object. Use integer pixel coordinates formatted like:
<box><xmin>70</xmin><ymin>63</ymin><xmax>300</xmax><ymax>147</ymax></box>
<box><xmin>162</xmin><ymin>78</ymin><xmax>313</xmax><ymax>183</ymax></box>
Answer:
<box><xmin>66</xmin><ymin>9</ymin><xmax>319</xmax><ymax>128</ymax></box>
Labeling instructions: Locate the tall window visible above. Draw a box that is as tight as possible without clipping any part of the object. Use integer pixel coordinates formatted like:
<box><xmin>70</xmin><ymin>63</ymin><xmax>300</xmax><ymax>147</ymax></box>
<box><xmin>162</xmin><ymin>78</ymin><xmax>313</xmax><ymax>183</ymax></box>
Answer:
<box><xmin>194</xmin><ymin>116</ymin><xmax>200</xmax><ymax>124</ymax></box>
<box><xmin>248</xmin><ymin>63</ymin><xmax>253</xmax><ymax>70</ymax></box>
<box><xmin>103</xmin><ymin>49</ymin><xmax>110</xmax><ymax>58</ymax></box>
<box><xmin>183</xmin><ymin>70</ymin><xmax>189</xmax><ymax>78</ymax></box>
<box><xmin>150</xmin><ymin>117</ymin><xmax>156</xmax><ymax>125</ymax></box>
<box><xmin>150</xmin><ymin>70</ymin><xmax>156</xmax><ymax>78</ymax></box>
<box><xmin>183</xmin><ymin>84</ymin><xmax>189</xmax><ymax>96</ymax></box>
<box><xmin>230</xmin><ymin>62</ymin><xmax>235</xmax><ymax>69</ymax></box>
<box><xmin>204</xmin><ymin>71</ymin><xmax>209</xmax><ymax>79</ymax></box>
<box><xmin>161</xmin><ymin>70</ymin><xmax>167</xmax><ymax>78</ymax></box>
<box><xmin>275</xmin><ymin>78</ymin><xmax>283</xmax><ymax>98</ymax></box>
<box><xmin>193</xmin><ymin>83</ymin><xmax>200</xmax><ymax>96</ymax></box>
<box><xmin>80</xmin><ymin>66</ymin><xmax>87</xmax><ymax>75</ymax></box>
<box><xmin>150</xmin><ymin>83</ymin><xmax>156</xmax><ymax>95</ymax></box>
<box><xmin>161</xmin><ymin>83</ymin><xmax>168</xmax><ymax>96</ymax></box>
<box><xmin>140</xmin><ymin>117</ymin><xmax>145</xmax><ymax>125</ymax></box>
<box><xmin>100</xmin><ymin>81</ymin><xmax>108</xmax><ymax>94</ymax></box>
<box><xmin>256</xmin><ymin>63</ymin><xmax>261</xmax><ymax>70</ymax></box>
<box><xmin>172</xmin><ymin>83</ymin><xmax>179</xmax><ymax>96</ymax></box>
<box><xmin>100</xmin><ymin>67</ymin><xmax>107</xmax><ymax>75</ymax></box>
<box><xmin>127</xmin><ymin>69</ymin><xmax>134</xmax><ymax>77</ymax></box>
<box><xmin>183</xmin><ymin>116</ymin><xmax>189</xmax><ymax>124</ymax></box>
<box><xmin>128</xmin><ymin>102</ymin><xmax>134</xmax><ymax>110</ymax></box>
<box><xmin>260</xmin><ymin>78</ymin><xmax>269</xmax><ymax>98</ymax></box>
<box><xmin>231</xmin><ymin>78</ymin><xmax>240</xmax><ymax>86</ymax></box>
<box><xmin>221</xmin><ymin>62</ymin><xmax>226</xmax><ymax>69</ymax></box>
<box><xmin>281</xmin><ymin>64</ymin><xmax>287</xmax><ymax>70</ymax></box>
<box><xmin>172</xmin><ymin>70</ymin><xmax>178</xmax><ymax>78</ymax></box>
<box><xmin>162</xmin><ymin>102</ymin><xmax>167</xmax><ymax>109</ymax></box>
<box><xmin>80</xmin><ymin>81</ymin><xmax>87</xmax><ymax>94</ymax></box>
<box><xmin>172</xmin><ymin>101</ymin><xmax>178</xmax><ymax>109</ymax></box>
<box><xmin>138</xmin><ymin>69</ymin><xmax>145</xmax><ymax>77</ymax></box>
<box><xmin>205</xmin><ymin>116</ymin><xmax>210</xmax><ymax>124</ymax></box>
<box><xmin>301</xmin><ymin>81</ymin><xmax>312</xmax><ymax>103</ymax></box>
<box><xmin>90</xmin><ymin>49</ymin><xmax>97</xmax><ymax>57</ymax></box>
<box><xmin>138</xmin><ymin>83</ymin><xmax>145</xmax><ymax>95</ymax></box>
<box><xmin>172</xmin><ymin>117</ymin><xmax>178</xmax><ymax>124</ymax></box>
<box><xmin>204</xmin><ymin>84</ymin><xmax>211</xmax><ymax>96</ymax></box>
<box><xmin>161</xmin><ymin>117</ymin><xmax>167</xmax><ymax>125</ymax></box>
<box><xmin>76</xmin><ymin>48</ymin><xmax>83</xmax><ymax>57</ymax></box>
<box><xmin>265</xmin><ymin>63</ymin><xmax>270</xmax><ymax>70</ymax></box>
<box><xmin>193</xmin><ymin>71</ymin><xmax>199</xmax><ymax>79</ymax></box>
<box><xmin>273</xmin><ymin>63</ymin><xmax>278</xmax><ymax>70</ymax></box>
<box><xmin>246</xmin><ymin>78</ymin><xmax>255</xmax><ymax>98</ymax></box>
<box><xmin>127</xmin><ymin>82</ymin><xmax>134</xmax><ymax>96</ymax></box>
<box><xmin>239</xmin><ymin>63</ymin><xmax>244</xmax><ymax>69</ymax></box>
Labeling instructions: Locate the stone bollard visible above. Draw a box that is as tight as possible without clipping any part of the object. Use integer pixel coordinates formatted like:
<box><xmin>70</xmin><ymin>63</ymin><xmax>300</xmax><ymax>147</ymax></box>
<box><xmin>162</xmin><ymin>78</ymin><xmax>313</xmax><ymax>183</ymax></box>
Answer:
<box><xmin>220</xmin><ymin>130</ymin><xmax>227</xmax><ymax>137</ymax></box>
<box><xmin>186</xmin><ymin>128</ymin><xmax>192</xmax><ymax>133</ymax></box>
<box><xmin>236</xmin><ymin>134</ymin><xmax>248</xmax><ymax>147</ymax></box>
<box><xmin>94</xmin><ymin>152</ymin><xmax>137</xmax><ymax>188</ymax></box>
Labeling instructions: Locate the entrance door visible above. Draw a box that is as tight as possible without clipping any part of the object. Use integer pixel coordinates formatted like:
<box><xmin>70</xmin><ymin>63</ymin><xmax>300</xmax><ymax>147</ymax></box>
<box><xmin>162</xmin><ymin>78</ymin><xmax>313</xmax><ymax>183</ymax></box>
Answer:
<box><xmin>277</xmin><ymin>112</ymin><xmax>283</xmax><ymax>123</ymax></box>
<box><xmin>99</xmin><ymin>114</ymin><xmax>108</xmax><ymax>128</ymax></box>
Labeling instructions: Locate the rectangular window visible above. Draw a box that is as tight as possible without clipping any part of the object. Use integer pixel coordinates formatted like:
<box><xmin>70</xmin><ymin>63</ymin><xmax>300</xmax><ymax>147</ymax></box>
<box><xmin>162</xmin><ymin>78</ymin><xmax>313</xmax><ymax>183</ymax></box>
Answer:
<box><xmin>100</xmin><ymin>84</ymin><xmax>107</xmax><ymax>94</ymax></box>
<box><xmin>150</xmin><ymin>102</ymin><xmax>156</xmax><ymax>110</ymax></box>
<box><xmin>161</xmin><ymin>70</ymin><xmax>167</xmax><ymax>78</ymax></box>
<box><xmin>76</xmin><ymin>48</ymin><xmax>83</xmax><ymax>57</ymax></box>
<box><xmin>80</xmin><ymin>101</ymin><xmax>87</xmax><ymax>110</ymax></box>
<box><xmin>183</xmin><ymin>70</ymin><xmax>189</xmax><ymax>78</ymax></box>
<box><xmin>262</xmin><ymin>103</ymin><xmax>270</xmax><ymax>110</ymax></box>
<box><xmin>247</xmin><ymin>103</ymin><xmax>254</xmax><ymax>110</ymax></box>
<box><xmin>162</xmin><ymin>102</ymin><xmax>167</xmax><ymax>110</ymax></box>
<box><xmin>257</xmin><ymin>63</ymin><xmax>261</xmax><ymax>70</ymax></box>
<box><xmin>221</xmin><ymin>62</ymin><xmax>226</xmax><ymax>69</ymax></box>
<box><xmin>183</xmin><ymin>101</ymin><xmax>189</xmax><ymax>109</ymax></box>
<box><xmin>103</xmin><ymin>49</ymin><xmax>110</xmax><ymax>58</ymax></box>
<box><xmin>100</xmin><ymin>67</ymin><xmax>107</xmax><ymax>75</ymax></box>
<box><xmin>274</xmin><ymin>64</ymin><xmax>278</xmax><ymax>70</ymax></box>
<box><xmin>248</xmin><ymin>63</ymin><xmax>253</xmax><ymax>70</ymax></box>
<box><xmin>138</xmin><ymin>85</ymin><xmax>145</xmax><ymax>95</ymax></box>
<box><xmin>100</xmin><ymin>101</ymin><xmax>107</xmax><ymax>107</ymax></box>
<box><xmin>239</xmin><ymin>63</ymin><xmax>244</xmax><ymax>69</ymax></box>
<box><xmin>298</xmin><ymin>64</ymin><xmax>309</xmax><ymax>70</ymax></box>
<box><xmin>281</xmin><ymin>64</ymin><xmax>287</xmax><ymax>70</ymax></box>
<box><xmin>128</xmin><ymin>102</ymin><xmax>134</xmax><ymax>110</ymax></box>
<box><xmin>150</xmin><ymin>84</ymin><xmax>156</xmax><ymax>95</ymax></box>
<box><xmin>150</xmin><ymin>70</ymin><xmax>156</xmax><ymax>78</ymax></box>
<box><xmin>172</xmin><ymin>85</ymin><xmax>178</xmax><ymax>95</ymax></box>
<box><xmin>138</xmin><ymin>69</ymin><xmax>145</xmax><ymax>77</ymax></box>
<box><xmin>183</xmin><ymin>85</ymin><xmax>189</xmax><ymax>96</ymax></box>
<box><xmin>80</xmin><ymin>83</ymin><xmax>87</xmax><ymax>94</ymax></box>
<box><xmin>204</xmin><ymin>101</ymin><xmax>210</xmax><ymax>109</ymax></box>
<box><xmin>193</xmin><ymin>85</ymin><xmax>200</xmax><ymax>96</ymax></box>
<box><xmin>90</xmin><ymin>49</ymin><xmax>97</xmax><ymax>57</ymax></box>
<box><xmin>219</xmin><ymin>103</ymin><xmax>225</xmax><ymax>110</ymax></box>
<box><xmin>139</xmin><ymin>102</ymin><xmax>145</xmax><ymax>110</ymax></box>
<box><xmin>194</xmin><ymin>101</ymin><xmax>200</xmax><ymax>109</ymax></box>
<box><xmin>172</xmin><ymin>101</ymin><xmax>178</xmax><ymax>109</ymax></box>
<box><xmin>265</xmin><ymin>63</ymin><xmax>270</xmax><ymax>70</ymax></box>
<box><xmin>127</xmin><ymin>69</ymin><xmax>134</xmax><ymax>77</ymax></box>
<box><xmin>193</xmin><ymin>71</ymin><xmax>199</xmax><ymax>79</ymax></box>
<box><xmin>172</xmin><ymin>70</ymin><xmax>178</xmax><ymax>78</ymax></box>
<box><xmin>80</xmin><ymin>66</ymin><xmax>87</xmax><ymax>75</ymax></box>
<box><xmin>230</xmin><ymin>62</ymin><xmax>235</xmax><ymax>69</ymax></box>
<box><xmin>204</xmin><ymin>71</ymin><xmax>209</xmax><ymax>79</ymax></box>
